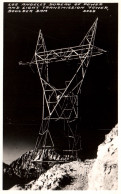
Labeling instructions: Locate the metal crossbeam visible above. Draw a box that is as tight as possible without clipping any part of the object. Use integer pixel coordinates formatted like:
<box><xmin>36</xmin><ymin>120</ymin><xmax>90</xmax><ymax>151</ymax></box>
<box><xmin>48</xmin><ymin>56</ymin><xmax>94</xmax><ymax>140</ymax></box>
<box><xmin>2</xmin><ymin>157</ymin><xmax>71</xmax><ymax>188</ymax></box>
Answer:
<box><xmin>29</xmin><ymin>45</ymin><xmax>105</xmax><ymax>65</ymax></box>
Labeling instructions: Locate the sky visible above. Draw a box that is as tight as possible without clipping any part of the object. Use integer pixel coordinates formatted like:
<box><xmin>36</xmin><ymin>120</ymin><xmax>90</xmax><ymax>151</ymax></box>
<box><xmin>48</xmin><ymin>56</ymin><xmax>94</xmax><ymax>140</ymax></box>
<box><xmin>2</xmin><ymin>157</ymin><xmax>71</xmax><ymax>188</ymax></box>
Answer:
<box><xmin>3</xmin><ymin>3</ymin><xmax>118</xmax><ymax>164</ymax></box>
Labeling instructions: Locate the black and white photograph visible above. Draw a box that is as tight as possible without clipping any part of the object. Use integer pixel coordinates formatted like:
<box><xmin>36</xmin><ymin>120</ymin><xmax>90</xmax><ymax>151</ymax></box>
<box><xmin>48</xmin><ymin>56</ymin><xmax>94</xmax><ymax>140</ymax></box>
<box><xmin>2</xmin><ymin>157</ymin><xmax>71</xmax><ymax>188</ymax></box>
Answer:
<box><xmin>3</xmin><ymin>2</ymin><xmax>118</xmax><ymax>191</ymax></box>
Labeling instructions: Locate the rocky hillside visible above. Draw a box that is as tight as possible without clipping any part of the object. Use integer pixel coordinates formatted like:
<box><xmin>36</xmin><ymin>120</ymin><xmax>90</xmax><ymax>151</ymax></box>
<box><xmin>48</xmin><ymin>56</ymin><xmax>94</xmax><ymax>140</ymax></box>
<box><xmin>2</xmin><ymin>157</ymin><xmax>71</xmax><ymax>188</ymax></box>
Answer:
<box><xmin>4</xmin><ymin>150</ymin><xmax>39</xmax><ymax>183</ymax></box>
<box><xmin>4</xmin><ymin>124</ymin><xmax>118</xmax><ymax>190</ymax></box>
<box><xmin>3</xmin><ymin>163</ymin><xmax>22</xmax><ymax>190</ymax></box>
<box><xmin>3</xmin><ymin>148</ymin><xmax>76</xmax><ymax>189</ymax></box>
<box><xmin>10</xmin><ymin>160</ymin><xmax>95</xmax><ymax>190</ymax></box>
<box><xmin>88</xmin><ymin>124</ymin><xmax>118</xmax><ymax>190</ymax></box>
<box><xmin>5</xmin><ymin>149</ymin><xmax>73</xmax><ymax>180</ymax></box>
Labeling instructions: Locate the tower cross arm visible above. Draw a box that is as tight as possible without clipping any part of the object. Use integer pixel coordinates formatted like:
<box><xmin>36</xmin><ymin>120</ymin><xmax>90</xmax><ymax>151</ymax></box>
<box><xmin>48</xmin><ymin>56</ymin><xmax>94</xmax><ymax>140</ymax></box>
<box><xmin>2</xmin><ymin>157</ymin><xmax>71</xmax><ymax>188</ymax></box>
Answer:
<box><xmin>24</xmin><ymin>44</ymin><xmax>106</xmax><ymax>65</ymax></box>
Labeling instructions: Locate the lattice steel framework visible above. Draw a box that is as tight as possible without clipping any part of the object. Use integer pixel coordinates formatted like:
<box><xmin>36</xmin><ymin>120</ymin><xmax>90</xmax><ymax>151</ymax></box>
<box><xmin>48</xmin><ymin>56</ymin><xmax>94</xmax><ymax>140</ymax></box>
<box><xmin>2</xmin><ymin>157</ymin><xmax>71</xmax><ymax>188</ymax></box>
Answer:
<box><xmin>19</xmin><ymin>18</ymin><xmax>106</xmax><ymax>161</ymax></box>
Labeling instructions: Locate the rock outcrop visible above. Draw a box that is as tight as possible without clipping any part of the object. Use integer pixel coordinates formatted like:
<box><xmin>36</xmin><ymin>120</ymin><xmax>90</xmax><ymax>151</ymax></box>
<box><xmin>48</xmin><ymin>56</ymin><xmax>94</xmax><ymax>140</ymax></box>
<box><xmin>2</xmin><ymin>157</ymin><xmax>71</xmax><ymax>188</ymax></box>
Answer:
<box><xmin>3</xmin><ymin>163</ymin><xmax>22</xmax><ymax>190</ymax></box>
<box><xmin>10</xmin><ymin>160</ymin><xmax>94</xmax><ymax>190</ymax></box>
<box><xmin>5</xmin><ymin>149</ymin><xmax>73</xmax><ymax>181</ymax></box>
<box><xmin>4</xmin><ymin>124</ymin><xmax>118</xmax><ymax>190</ymax></box>
<box><xmin>3</xmin><ymin>148</ymin><xmax>76</xmax><ymax>189</ymax></box>
<box><xmin>88</xmin><ymin>124</ymin><xmax>118</xmax><ymax>190</ymax></box>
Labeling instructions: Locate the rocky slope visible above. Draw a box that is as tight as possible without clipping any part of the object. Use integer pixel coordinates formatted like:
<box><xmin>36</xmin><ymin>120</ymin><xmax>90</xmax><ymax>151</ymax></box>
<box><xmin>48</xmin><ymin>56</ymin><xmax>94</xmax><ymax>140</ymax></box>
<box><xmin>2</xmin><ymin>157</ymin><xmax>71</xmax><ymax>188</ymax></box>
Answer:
<box><xmin>10</xmin><ymin>160</ymin><xmax>95</xmax><ymax>190</ymax></box>
<box><xmin>3</xmin><ymin>148</ymin><xmax>75</xmax><ymax>189</ymax></box>
<box><xmin>4</xmin><ymin>149</ymin><xmax>73</xmax><ymax>180</ymax></box>
<box><xmin>4</xmin><ymin>149</ymin><xmax>40</xmax><ymax>184</ymax></box>
<box><xmin>4</xmin><ymin>124</ymin><xmax>118</xmax><ymax>190</ymax></box>
<box><xmin>88</xmin><ymin>124</ymin><xmax>118</xmax><ymax>190</ymax></box>
<box><xmin>3</xmin><ymin>163</ymin><xmax>22</xmax><ymax>190</ymax></box>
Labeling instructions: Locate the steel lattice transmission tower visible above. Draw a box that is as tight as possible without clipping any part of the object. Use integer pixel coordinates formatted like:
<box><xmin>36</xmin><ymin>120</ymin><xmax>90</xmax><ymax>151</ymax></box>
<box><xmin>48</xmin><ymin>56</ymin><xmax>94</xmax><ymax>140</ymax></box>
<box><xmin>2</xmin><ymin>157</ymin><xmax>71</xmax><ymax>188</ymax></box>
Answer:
<box><xmin>19</xmin><ymin>18</ymin><xmax>106</xmax><ymax>162</ymax></box>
